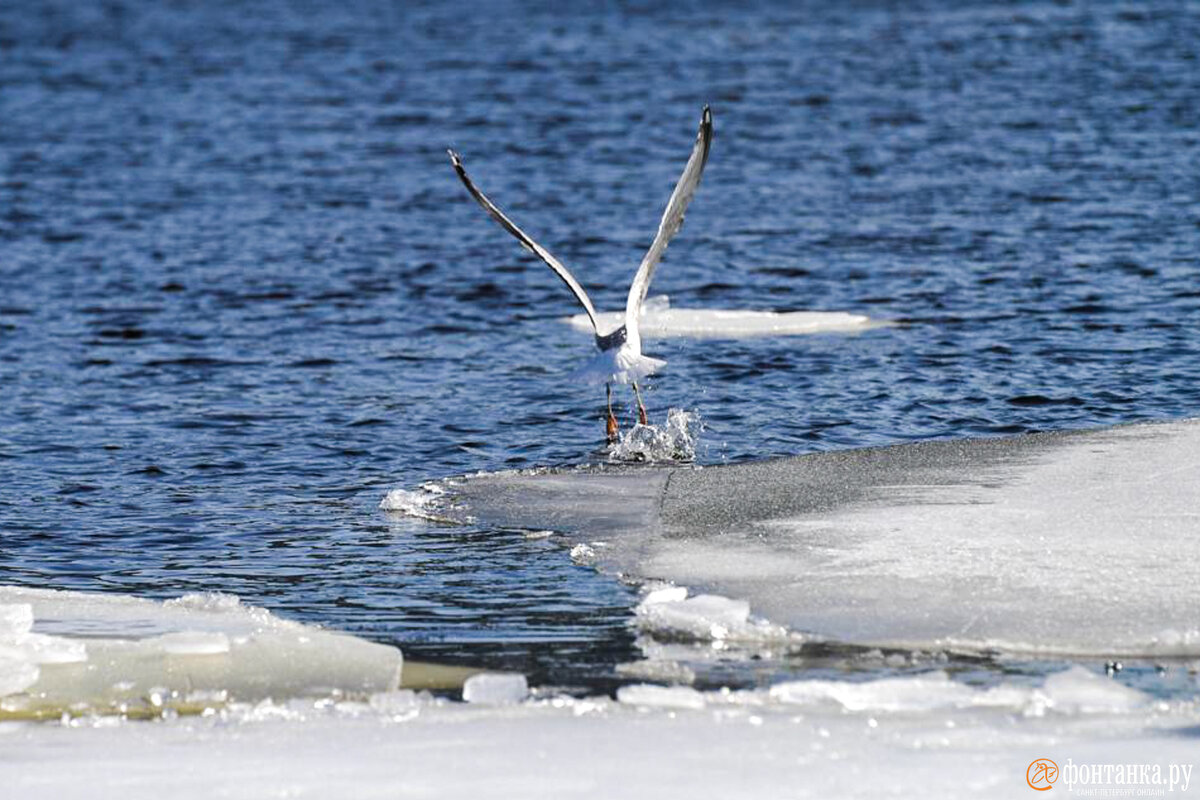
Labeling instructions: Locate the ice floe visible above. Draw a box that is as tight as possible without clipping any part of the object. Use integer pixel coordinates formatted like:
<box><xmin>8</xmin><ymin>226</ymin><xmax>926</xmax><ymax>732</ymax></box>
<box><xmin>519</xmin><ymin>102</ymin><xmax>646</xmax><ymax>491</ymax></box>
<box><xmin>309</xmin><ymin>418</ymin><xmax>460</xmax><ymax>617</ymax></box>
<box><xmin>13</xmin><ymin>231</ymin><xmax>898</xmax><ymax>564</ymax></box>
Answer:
<box><xmin>443</xmin><ymin>419</ymin><xmax>1200</xmax><ymax>658</ymax></box>
<box><xmin>564</xmin><ymin>295</ymin><xmax>886</xmax><ymax>340</ymax></box>
<box><xmin>0</xmin><ymin>586</ymin><xmax>403</xmax><ymax>719</ymax></box>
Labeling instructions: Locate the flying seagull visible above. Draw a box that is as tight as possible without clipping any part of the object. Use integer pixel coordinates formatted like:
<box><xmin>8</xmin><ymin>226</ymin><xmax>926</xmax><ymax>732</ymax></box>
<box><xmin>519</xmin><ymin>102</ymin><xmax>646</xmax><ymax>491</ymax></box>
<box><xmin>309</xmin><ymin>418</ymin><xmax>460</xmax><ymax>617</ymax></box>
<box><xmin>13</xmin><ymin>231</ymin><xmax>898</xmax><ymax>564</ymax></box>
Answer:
<box><xmin>448</xmin><ymin>105</ymin><xmax>713</xmax><ymax>442</ymax></box>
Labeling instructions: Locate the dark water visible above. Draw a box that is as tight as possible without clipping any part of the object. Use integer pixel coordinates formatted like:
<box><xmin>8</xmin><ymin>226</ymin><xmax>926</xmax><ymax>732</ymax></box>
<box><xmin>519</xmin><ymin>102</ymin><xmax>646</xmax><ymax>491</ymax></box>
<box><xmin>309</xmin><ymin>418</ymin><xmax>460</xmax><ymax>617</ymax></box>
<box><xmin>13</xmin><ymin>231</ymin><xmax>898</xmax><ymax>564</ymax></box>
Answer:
<box><xmin>1</xmin><ymin>0</ymin><xmax>1198</xmax><ymax>689</ymax></box>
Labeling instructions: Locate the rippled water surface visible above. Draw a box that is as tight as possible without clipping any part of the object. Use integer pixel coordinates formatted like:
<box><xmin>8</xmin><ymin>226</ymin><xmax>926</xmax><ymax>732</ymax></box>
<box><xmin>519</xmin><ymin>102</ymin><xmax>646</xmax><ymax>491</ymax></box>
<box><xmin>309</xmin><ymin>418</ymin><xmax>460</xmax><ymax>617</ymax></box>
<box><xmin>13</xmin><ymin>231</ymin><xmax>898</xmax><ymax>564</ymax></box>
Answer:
<box><xmin>2</xmin><ymin>0</ymin><xmax>1199</xmax><ymax>688</ymax></box>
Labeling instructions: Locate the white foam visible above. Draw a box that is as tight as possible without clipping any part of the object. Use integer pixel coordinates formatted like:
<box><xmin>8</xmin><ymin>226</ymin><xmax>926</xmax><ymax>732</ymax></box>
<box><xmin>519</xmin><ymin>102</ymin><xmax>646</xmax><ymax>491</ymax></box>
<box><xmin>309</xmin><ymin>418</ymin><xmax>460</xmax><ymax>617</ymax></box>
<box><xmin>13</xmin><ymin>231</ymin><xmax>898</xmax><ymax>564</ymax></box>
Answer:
<box><xmin>379</xmin><ymin>482</ymin><xmax>454</xmax><ymax>522</ymax></box>
<box><xmin>569</xmin><ymin>543</ymin><xmax>597</xmax><ymax>565</ymax></box>
<box><xmin>565</xmin><ymin>295</ymin><xmax>885</xmax><ymax>340</ymax></box>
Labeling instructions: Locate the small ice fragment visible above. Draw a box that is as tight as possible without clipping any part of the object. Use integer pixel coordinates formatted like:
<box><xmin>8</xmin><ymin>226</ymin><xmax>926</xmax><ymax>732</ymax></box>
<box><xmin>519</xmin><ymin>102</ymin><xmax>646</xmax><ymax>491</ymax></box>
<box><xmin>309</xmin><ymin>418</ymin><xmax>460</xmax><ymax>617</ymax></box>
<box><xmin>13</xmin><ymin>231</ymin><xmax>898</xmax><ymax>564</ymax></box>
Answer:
<box><xmin>636</xmin><ymin>593</ymin><xmax>750</xmax><ymax>640</ymax></box>
<box><xmin>569</xmin><ymin>544</ymin><xmax>596</xmax><ymax>565</ymax></box>
<box><xmin>152</xmin><ymin>631</ymin><xmax>231</xmax><ymax>656</ymax></box>
<box><xmin>1039</xmin><ymin>665</ymin><xmax>1145</xmax><ymax>713</ymax></box>
<box><xmin>642</xmin><ymin>586</ymin><xmax>688</xmax><ymax>605</ymax></box>
<box><xmin>462</xmin><ymin>673</ymin><xmax>528</xmax><ymax>705</ymax></box>
<box><xmin>769</xmin><ymin>671</ymin><xmax>977</xmax><ymax>712</ymax></box>
<box><xmin>616</xmin><ymin>684</ymin><xmax>706</xmax><ymax>711</ymax></box>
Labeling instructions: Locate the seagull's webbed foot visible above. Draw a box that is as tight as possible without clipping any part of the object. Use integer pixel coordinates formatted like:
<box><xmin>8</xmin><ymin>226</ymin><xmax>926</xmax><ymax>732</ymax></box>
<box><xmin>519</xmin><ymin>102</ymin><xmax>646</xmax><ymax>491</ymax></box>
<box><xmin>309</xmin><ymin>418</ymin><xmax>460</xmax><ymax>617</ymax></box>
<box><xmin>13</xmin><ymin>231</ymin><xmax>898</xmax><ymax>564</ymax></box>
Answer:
<box><xmin>606</xmin><ymin>383</ymin><xmax>619</xmax><ymax>444</ymax></box>
<box><xmin>633</xmin><ymin>381</ymin><xmax>649</xmax><ymax>426</ymax></box>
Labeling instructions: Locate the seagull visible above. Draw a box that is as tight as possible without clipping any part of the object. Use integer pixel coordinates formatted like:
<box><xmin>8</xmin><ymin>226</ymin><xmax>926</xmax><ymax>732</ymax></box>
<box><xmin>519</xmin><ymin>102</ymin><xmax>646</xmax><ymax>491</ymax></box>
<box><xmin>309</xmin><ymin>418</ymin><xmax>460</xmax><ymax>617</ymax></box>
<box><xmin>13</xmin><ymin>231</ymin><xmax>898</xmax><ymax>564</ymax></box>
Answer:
<box><xmin>448</xmin><ymin>105</ymin><xmax>713</xmax><ymax>442</ymax></box>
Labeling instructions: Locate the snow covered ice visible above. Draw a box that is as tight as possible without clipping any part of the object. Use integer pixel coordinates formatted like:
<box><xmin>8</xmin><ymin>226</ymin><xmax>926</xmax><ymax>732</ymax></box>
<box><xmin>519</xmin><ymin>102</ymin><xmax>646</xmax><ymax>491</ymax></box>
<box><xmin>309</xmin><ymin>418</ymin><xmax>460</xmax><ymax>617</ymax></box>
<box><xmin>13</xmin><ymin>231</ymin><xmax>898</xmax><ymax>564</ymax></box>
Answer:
<box><xmin>2</xmin><ymin>664</ymin><xmax>1198</xmax><ymax>800</ymax></box>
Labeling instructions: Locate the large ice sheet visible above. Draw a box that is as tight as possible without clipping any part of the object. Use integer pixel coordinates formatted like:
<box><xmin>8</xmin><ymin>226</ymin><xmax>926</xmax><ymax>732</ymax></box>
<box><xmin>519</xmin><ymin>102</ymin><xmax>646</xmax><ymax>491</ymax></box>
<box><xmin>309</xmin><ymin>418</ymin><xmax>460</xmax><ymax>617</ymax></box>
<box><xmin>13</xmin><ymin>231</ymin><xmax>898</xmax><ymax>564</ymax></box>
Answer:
<box><xmin>563</xmin><ymin>295</ymin><xmax>885</xmax><ymax>339</ymax></box>
<box><xmin>0</xmin><ymin>587</ymin><xmax>404</xmax><ymax>718</ymax></box>
<box><xmin>441</xmin><ymin>420</ymin><xmax>1200</xmax><ymax>657</ymax></box>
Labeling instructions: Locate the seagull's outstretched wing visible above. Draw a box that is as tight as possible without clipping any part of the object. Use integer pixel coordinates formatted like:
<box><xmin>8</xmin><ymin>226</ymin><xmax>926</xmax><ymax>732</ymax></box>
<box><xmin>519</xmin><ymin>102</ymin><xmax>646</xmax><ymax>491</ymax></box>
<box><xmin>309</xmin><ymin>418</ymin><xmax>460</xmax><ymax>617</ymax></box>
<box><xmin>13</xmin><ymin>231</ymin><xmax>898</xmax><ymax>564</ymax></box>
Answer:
<box><xmin>448</xmin><ymin>149</ymin><xmax>600</xmax><ymax>334</ymax></box>
<box><xmin>623</xmin><ymin>106</ymin><xmax>713</xmax><ymax>350</ymax></box>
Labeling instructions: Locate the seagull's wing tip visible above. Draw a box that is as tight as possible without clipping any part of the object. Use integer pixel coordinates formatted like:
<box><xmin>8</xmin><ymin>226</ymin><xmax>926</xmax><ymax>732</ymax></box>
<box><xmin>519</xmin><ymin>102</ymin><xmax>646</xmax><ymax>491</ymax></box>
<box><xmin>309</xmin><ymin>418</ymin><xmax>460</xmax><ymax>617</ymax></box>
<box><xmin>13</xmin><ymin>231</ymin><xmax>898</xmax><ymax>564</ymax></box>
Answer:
<box><xmin>447</xmin><ymin>148</ymin><xmax>461</xmax><ymax>163</ymax></box>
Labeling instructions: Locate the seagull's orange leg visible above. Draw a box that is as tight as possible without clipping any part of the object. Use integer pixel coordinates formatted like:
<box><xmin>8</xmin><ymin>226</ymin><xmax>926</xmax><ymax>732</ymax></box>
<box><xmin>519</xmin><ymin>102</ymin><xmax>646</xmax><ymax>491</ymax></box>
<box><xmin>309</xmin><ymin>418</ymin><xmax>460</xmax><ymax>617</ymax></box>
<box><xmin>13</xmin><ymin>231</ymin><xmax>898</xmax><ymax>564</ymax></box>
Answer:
<box><xmin>633</xmin><ymin>382</ymin><xmax>649</xmax><ymax>426</ymax></box>
<box><xmin>606</xmin><ymin>383</ymin><xmax>619</xmax><ymax>443</ymax></box>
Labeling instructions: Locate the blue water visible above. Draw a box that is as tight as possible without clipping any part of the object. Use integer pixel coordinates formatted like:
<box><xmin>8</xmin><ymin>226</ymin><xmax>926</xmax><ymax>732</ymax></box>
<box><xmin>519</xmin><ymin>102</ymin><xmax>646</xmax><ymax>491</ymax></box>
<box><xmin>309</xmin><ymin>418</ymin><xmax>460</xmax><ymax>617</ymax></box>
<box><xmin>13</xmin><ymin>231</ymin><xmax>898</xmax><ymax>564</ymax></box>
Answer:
<box><xmin>2</xmin><ymin>0</ymin><xmax>1199</xmax><ymax>689</ymax></box>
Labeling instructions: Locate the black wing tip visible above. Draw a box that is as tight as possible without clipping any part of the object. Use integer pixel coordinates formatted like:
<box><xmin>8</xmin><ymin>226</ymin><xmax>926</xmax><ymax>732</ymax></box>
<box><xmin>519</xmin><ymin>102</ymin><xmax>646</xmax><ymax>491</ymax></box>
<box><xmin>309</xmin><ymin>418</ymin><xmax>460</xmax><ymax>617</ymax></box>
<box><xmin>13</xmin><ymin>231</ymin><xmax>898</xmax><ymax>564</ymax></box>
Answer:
<box><xmin>699</xmin><ymin>105</ymin><xmax>713</xmax><ymax>143</ymax></box>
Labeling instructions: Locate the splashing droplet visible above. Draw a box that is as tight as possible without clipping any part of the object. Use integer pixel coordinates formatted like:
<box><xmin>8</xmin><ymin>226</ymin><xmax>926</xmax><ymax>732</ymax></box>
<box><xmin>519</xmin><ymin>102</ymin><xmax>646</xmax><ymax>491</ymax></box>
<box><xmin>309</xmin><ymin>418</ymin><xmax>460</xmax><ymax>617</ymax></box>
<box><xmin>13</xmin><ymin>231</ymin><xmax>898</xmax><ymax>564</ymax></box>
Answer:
<box><xmin>608</xmin><ymin>408</ymin><xmax>699</xmax><ymax>463</ymax></box>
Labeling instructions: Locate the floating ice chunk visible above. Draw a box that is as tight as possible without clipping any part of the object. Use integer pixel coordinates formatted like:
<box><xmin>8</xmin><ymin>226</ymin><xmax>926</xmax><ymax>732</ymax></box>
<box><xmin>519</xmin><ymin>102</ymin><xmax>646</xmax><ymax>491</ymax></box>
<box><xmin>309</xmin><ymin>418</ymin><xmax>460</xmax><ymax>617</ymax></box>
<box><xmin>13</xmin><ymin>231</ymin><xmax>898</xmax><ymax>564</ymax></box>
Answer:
<box><xmin>564</xmin><ymin>295</ymin><xmax>885</xmax><ymax>340</ymax></box>
<box><xmin>617</xmin><ymin>684</ymin><xmax>707</xmax><ymax>710</ymax></box>
<box><xmin>635</xmin><ymin>590</ymin><xmax>790</xmax><ymax>642</ymax></box>
<box><xmin>643</xmin><ymin>586</ymin><xmax>688</xmax><ymax>605</ymax></box>
<box><xmin>151</xmin><ymin>631</ymin><xmax>231</xmax><ymax>656</ymax></box>
<box><xmin>769</xmin><ymin>671</ymin><xmax>980</xmax><ymax>712</ymax></box>
<box><xmin>462</xmin><ymin>673</ymin><xmax>528</xmax><ymax>705</ymax></box>
<box><xmin>1038</xmin><ymin>666</ymin><xmax>1146</xmax><ymax>714</ymax></box>
<box><xmin>0</xmin><ymin>586</ymin><xmax>403</xmax><ymax>716</ymax></box>
<box><xmin>767</xmin><ymin>668</ymin><xmax>1148</xmax><ymax>717</ymax></box>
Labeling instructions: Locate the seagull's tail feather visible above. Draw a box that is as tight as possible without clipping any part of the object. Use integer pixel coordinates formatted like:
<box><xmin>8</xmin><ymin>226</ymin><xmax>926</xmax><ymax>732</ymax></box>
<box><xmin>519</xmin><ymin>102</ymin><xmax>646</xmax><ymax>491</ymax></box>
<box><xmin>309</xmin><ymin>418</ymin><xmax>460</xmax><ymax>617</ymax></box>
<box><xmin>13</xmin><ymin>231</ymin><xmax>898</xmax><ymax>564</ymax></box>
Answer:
<box><xmin>571</xmin><ymin>348</ymin><xmax>666</xmax><ymax>385</ymax></box>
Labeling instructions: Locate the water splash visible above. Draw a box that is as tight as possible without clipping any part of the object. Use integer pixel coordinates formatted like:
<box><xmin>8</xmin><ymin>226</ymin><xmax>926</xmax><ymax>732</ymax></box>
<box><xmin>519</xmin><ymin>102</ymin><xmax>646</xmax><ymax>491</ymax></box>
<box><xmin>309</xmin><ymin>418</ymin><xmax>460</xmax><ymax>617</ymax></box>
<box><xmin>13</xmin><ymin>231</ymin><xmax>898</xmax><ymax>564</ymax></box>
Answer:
<box><xmin>608</xmin><ymin>408</ymin><xmax>700</xmax><ymax>463</ymax></box>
